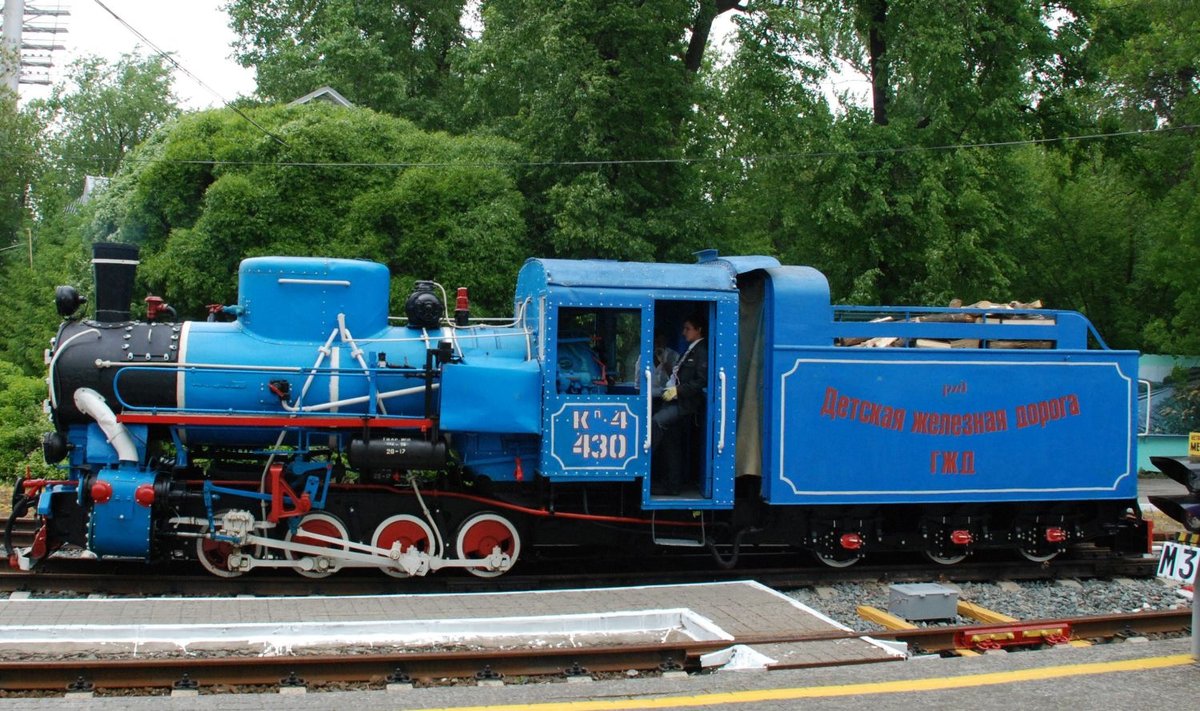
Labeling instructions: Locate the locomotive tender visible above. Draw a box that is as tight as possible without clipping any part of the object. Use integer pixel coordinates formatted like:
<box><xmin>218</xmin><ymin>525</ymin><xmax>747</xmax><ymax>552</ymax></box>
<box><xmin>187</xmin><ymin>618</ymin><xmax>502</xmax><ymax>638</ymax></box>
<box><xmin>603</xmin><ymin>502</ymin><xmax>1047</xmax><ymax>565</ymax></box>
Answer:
<box><xmin>13</xmin><ymin>245</ymin><xmax>1148</xmax><ymax>577</ymax></box>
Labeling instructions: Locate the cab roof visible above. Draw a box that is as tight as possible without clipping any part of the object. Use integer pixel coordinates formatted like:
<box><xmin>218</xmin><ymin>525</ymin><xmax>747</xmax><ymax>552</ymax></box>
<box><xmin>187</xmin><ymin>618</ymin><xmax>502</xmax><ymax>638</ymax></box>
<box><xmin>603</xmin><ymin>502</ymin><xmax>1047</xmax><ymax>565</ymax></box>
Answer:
<box><xmin>516</xmin><ymin>255</ymin><xmax>781</xmax><ymax>295</ymax></box>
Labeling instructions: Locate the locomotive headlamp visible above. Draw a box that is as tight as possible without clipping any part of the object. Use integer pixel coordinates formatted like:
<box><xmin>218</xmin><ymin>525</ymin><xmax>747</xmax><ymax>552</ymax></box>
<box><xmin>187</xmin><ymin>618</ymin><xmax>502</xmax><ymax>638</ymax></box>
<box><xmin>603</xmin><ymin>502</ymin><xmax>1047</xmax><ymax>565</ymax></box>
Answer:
<box><xmin>54</xmin><ymin>285</ymin><xmax>85</xmax><ymax>318</ymax></box>
<box><xmin>41</xmin><ymin>431</ymin><xmax>68</xmax><ymax>464</ymax></box>
<box><xmin>405</xmin><ymin>281</ymin><xmax>443</xmax><ymax>329</ymax></box>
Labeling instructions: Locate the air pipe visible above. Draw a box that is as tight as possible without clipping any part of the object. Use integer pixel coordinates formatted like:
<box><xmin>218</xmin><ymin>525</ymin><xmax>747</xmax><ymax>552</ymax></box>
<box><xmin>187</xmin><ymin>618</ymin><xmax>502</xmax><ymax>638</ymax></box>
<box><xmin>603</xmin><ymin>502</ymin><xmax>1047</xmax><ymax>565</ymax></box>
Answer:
<box><xmin>73</xmin><ymin>387</ymin><xmax>138</xmax><ymax>463</ymax></box>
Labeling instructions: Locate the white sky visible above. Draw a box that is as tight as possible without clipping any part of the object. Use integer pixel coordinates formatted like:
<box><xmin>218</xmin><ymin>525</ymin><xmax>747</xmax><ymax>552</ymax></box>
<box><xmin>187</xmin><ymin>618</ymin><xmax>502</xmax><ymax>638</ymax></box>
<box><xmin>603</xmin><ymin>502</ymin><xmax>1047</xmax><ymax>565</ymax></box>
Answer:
<box><xmin>15</xmin><ymin>0</ymin><xmax>256</xmax><ymax>108</ymax></box>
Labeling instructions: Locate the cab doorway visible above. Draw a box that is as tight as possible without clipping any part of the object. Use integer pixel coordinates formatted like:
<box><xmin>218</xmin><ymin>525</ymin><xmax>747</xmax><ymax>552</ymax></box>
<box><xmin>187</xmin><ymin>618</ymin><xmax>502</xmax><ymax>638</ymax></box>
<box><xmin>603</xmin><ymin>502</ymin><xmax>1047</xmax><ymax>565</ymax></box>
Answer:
<box><xmin>649</xmin><ymin>300</ymin><xmax>715</xmax><ymax>500</ymax></box>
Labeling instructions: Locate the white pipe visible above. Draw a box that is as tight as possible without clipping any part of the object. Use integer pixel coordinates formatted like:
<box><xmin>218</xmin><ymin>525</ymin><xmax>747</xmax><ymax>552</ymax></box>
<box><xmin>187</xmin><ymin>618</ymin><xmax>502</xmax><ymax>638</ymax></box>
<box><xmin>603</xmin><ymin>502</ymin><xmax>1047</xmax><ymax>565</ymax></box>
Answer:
<box><xmin>410</xmin><ymin>476</ymin><xmax>445</xmax><ymax>558</ymax></box>
<box><xmin>298</xmin><ymin>383</ymin><xmax>436</xmax><ymax>413</ymax></box>
<box><xmin>294</xmin><ymin>328</ymin><xmax>340</xmax><ymax>408</ymax></box>
<box><xmin>95</xmin><ymin>360</ymin><xmax>302</xmax><ymax>372</ymax></box>
<box><xmin>73</xmin><ymin>387</ymin><xmax>139</xmax><ymax>463</ymax></box>
<box><xmin>47</xmin><ymin>328</ymin><xmax>101</xmax><ymax>409</ymax></box>
<box><xmin>718</xmin><ymin>368</ymin><xmax>727</xmax><ymax>453</ymax></box>
<box><xmin>430</xmin><ymin>281</ymin><xmax>451</xmax><ymax>324</ymax></box>
<box><xmin>277</xmin><ymin>278</ymin><xmax>350</xmax><ymax>287</ymax></box>
<box><xmin>357</xmin><ymin>330</ymin><xmax>531</xmax><ymax>344</ymax></box>
<box><xmin>644</xmin><ymin>367</ymin><xmax>653</xmax><ymax>452</ymax></box>
<box><xmin>339</xmin><ymin>313</ymin><xmax>386</xmax><ymax>415</ymax></box>
<box><xmin>1139</xmin><ymin>379</ymin><xmax>1152</xmax><ymax>434</ymax></box>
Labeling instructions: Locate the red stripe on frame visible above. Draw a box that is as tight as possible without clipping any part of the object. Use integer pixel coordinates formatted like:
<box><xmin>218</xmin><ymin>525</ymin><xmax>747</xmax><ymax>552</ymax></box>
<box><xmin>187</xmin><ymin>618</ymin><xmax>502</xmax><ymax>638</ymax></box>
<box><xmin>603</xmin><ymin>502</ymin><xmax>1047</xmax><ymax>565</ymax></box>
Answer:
<box><xmin>116</xmin><ymin>413</ymin><xmax>432</xmax><ymax>430</ymax></box>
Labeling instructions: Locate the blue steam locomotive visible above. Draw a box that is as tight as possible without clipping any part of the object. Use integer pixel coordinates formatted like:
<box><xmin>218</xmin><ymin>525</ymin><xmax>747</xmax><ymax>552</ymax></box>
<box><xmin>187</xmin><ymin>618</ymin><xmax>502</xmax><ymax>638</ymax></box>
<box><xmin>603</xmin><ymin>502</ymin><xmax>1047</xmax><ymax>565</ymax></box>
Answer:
<box><xmin>11</xmin><ymin>245</ymin><xmax>1150</xmax><ymax>577</ymax></box>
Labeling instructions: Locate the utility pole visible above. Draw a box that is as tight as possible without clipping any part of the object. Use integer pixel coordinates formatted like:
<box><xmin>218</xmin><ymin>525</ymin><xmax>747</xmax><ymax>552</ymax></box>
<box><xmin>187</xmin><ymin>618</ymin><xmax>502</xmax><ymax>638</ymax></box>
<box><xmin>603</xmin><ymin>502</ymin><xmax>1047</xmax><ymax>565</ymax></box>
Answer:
<box><xmin>1</xmin><ymin>0</ymin><xmax>21</xmax><ymax>95</ymax></box>
<box><xmin>1</xmin><ymin>0</ymin><xmax>69</xmax><ymax>99</ymax></box>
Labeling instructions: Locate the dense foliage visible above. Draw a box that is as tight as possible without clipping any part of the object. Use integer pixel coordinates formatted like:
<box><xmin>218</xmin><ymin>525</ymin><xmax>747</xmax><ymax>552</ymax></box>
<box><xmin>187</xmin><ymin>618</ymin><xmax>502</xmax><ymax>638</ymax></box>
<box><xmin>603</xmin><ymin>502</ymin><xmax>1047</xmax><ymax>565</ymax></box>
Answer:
<box><xmin>89</xmin><ymin>104</ymin><xmax>527</xmax><ymax>318</ymax></box>
<box><xmin>0</xmin><ymin>361</ymin><xmax>55</xmax><ymax>480</ymax></box>
<box><xmin>0</xmin><ymin>93</ymin><xmax>40</xmax><ymax>248</ymax></box>
<box><xmin>1</xmin><ymin>0</ymin><xmax>1199</xmax><ymax>476</ymax></box>
<box><xmin>33</xmin><ymin>54</ymin><xmax>180</xmax><ymax>215</ymax></box>
<box><xmin>226</xmin><ymin>0</ymin><xmax>470</xmax><ymax>131</ymax></box>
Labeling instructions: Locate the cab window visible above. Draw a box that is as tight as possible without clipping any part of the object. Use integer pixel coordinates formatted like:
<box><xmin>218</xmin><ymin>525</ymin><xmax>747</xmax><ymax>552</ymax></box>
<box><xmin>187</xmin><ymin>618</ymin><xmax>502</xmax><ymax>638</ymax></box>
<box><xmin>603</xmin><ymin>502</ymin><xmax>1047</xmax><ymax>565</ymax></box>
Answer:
<box><xmin>556</xmin><ymin>307</ymin><xmax>642</xmax><ymax>394</ymax></box>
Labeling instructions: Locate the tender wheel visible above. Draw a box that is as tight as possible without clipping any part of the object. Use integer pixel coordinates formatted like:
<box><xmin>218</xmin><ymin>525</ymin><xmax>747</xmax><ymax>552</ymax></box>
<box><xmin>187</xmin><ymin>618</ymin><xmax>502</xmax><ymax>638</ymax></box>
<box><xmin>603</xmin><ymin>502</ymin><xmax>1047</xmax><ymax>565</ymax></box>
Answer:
<box><xmin>1017</xmin><ymin>547</ymin><xmax>1059</xmax><ymax>563</ymax></box>
<box><xmin>285</xmin><ymin>512</ymin><xmax>350</xmax><ymax>578</ymax></box>
<box><xmin>925</xmin><ymin>550</ymin><xmax>968</xmax><ymax>566</ymax></box>
<box><xmin>455</xmin><ymin>512</ymin><xmax>520</xmax><ymax>578</ymax></box>
<box><xmin>813</xmin><ymin>551</ymin><xmax>860</xmax><ymax>568</ymax></box>
<box><xmin>372</xmin><ymin>514</ymin><xmax>436</xmax><ymax>578</ymax></box>
<box><xmin>195</xmin><ymin>511</ymin><xmax>259</xmax><ymax>578</ymax></box>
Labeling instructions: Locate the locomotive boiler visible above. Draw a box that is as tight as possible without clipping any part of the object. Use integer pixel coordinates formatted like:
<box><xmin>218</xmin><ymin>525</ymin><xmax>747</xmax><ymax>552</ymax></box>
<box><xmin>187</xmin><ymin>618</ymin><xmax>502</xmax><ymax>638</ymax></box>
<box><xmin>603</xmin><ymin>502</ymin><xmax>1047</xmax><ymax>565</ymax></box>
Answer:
<box><xmin>11</xmin><ymin>245</ymin><xmax>1150</xmax><ymax>577</ymax></box>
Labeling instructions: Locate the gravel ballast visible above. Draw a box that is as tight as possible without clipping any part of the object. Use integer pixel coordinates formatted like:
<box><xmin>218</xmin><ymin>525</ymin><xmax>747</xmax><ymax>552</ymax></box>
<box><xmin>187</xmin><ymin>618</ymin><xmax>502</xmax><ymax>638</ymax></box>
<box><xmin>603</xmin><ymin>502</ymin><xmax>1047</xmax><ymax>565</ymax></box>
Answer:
<box><xmin>788</xmin><ymin>577</ymin><xmax>1189</xmax><ymax>631</ymax></box>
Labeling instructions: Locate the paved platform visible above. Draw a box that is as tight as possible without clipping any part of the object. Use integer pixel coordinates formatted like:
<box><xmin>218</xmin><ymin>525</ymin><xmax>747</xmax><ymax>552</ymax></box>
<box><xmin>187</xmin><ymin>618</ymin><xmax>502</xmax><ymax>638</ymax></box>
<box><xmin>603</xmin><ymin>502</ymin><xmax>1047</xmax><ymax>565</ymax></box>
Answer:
<box><xmin>0</xmin><ymin>581</ymin><xmax>900</xmax><ymax>664</ymax></box>
<box><xmin>1140</xmin><ymin>477</ymin><xmax>1188</xmax><ymax>500</ymax></box>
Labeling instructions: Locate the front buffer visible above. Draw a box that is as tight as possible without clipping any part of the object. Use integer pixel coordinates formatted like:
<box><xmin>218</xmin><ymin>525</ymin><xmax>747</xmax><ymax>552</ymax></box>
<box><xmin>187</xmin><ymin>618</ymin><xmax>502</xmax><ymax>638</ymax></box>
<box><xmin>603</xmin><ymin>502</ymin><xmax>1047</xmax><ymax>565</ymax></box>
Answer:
<box><xmin>1148</xmin><ymin>456</ymin><xmax>1200</xmax><ymax>532</ymax></box>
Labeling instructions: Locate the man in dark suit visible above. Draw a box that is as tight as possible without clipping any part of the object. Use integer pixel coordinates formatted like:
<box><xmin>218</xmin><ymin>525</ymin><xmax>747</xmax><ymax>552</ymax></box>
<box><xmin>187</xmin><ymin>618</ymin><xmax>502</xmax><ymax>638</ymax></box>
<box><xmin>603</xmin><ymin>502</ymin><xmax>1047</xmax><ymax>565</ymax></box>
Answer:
<box><xmin>651</xmin><ymin>313</ymin><xmax>708</xmax><ymax>495</ymax></box>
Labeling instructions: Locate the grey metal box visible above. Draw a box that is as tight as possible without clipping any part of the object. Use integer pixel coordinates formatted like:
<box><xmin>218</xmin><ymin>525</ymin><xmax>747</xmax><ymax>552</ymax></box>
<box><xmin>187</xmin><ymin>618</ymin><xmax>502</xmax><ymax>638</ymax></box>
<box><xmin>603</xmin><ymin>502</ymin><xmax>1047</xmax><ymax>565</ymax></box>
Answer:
<box><xmin>887</xmin><ymin>583</ymin><xmax>958</xmax><ymax>621</ymax></box>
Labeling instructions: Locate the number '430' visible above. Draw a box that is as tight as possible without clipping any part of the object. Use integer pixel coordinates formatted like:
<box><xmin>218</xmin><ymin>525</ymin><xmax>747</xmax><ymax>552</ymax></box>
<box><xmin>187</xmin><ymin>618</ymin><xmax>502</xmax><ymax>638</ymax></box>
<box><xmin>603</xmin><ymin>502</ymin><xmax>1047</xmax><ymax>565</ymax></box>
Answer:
<box><xmin>572</xmin><ymin>433</ymin><xmax>628</xmax><ymax>460</ymax></box>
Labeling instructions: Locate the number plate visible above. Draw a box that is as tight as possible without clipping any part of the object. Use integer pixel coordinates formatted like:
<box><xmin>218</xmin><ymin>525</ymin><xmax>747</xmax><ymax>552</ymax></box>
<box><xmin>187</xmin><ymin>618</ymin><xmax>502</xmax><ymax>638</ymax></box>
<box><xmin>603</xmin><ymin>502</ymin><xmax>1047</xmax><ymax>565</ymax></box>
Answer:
<box><xmin>1156</xmin><ymin>541</ymin><xmax>1200</xmax><ymax>583</ymax></box>
<box><xmin>549</xmin><ymin>403</ymin><xmax>640</xmax><ymax>471</ymax></box>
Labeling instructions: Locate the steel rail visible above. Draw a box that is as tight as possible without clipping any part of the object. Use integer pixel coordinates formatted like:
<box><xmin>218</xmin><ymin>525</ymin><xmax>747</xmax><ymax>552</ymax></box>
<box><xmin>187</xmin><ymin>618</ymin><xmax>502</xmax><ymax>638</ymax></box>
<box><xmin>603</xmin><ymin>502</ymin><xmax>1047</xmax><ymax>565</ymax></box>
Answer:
<box><xmin>0</xmin><ymin>639</ymin><xmax>734</xmax><ymax>691</ymax></box>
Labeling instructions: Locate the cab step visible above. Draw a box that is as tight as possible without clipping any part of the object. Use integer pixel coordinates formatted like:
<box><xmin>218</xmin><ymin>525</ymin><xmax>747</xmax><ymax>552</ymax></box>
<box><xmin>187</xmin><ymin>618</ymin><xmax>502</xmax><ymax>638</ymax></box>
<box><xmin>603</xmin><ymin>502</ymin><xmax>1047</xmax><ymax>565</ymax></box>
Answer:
<box><xmin>651</xmin><ymin>513</ymin><xmax>705</xmax><ymax>547</ymax></box>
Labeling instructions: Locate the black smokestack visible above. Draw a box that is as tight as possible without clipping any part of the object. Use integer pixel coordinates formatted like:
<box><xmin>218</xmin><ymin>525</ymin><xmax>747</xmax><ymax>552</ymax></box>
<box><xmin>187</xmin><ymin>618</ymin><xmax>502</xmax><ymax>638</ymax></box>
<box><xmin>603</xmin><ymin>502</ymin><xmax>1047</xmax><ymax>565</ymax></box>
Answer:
<box><xmin>92</xmin><ymin>243</ymin><xmax>140</xmax><ymax>323</ymax></box>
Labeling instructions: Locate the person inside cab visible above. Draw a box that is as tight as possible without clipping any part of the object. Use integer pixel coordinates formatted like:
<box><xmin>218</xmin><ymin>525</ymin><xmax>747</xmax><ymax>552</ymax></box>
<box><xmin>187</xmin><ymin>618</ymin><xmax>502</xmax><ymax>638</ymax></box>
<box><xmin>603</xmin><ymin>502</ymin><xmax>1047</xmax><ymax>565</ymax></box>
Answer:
<box><xmin>651</xmin><ymin>313</ymin><xmax>707</xmax><ymax>495</ymax></box>
<box><xmin>651</xmin><ymin>330</ymin><xmax>679</xmax><ymax>394</ymax></box>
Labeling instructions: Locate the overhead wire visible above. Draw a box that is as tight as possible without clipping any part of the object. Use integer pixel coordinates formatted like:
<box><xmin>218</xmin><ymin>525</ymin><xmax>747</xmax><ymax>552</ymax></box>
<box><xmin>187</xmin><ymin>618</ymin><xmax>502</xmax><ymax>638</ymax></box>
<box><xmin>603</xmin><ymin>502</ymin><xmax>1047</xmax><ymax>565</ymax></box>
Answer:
<box><xmin>0</xmin><ymin>122</ymin><xmax>1192</xmax><ymax>171</ymax></box>
<box><xmin>90</xmin><ymin>0</ymin><xmax>286</xmax><ymax>146</ymax></box>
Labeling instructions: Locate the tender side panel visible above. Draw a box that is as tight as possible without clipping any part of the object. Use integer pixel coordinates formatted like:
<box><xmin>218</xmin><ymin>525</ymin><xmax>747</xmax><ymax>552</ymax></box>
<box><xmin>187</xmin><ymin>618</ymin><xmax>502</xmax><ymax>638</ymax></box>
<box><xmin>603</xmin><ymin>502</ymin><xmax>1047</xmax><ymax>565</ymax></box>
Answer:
<box><xmin>764</xmin><ymin>349</ymin><xmax>1138</xmax><ymax>505</ymax></box>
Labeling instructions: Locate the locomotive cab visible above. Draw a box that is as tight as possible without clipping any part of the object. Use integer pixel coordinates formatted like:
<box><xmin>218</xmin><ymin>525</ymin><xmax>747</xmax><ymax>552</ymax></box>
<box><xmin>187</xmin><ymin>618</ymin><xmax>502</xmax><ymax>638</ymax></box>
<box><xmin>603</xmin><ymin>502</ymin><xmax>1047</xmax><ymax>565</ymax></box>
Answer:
<box><xmin>514</xmin><ymin>255</ymin><xmax>744</xmax><ymax>509</ymax></box>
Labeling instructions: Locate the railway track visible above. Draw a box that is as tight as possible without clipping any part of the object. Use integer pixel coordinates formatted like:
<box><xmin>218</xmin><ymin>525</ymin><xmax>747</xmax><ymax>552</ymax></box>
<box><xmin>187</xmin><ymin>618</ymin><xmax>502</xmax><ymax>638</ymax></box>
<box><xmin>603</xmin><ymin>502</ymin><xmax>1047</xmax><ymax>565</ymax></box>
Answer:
<box><xmin>0</xmin><ymin>549</ymin><xmax>1158</xmax><ymax>597</ymax></box>
<box><xmin>0</xmin><ymin>608</ymin><xmax>1188</xmax><ymax>693</ymax></box>
<box><xmin>862</xmin><ymin>609</ymin><xmax>1191</xmax><ymax>655</ymax></box>
<box><xmin>1</xmin><ymin>521</ymin><xmax>1160</xmax><ymax>595</ymax></box>
<box><xmin>0</xmin><ymin>518</ymin><xmax>1183</xmax><ymax>697</ymax></box>
<box><xmin>0</xmin><ymin>639</ymin><xmax>728</xmax><ymax>692</ymax></box>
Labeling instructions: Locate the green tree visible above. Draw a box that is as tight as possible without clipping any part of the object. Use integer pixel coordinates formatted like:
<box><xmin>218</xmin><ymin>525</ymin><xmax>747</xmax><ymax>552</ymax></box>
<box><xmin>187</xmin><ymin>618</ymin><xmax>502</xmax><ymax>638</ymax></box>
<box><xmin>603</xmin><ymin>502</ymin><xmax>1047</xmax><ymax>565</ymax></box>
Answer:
<box><xmin>1091</xmin><ymin>0</ymin><xmax>1200</xmax><ymax>353</ymax></box>
<box><xmin>0</xmin><ymin>208</ymin><xmax>91</xmax><ymax>373</ymax></box>
<box><xmin>0</xmin><ymin>53</ymin><xmax>177</xmax><ymax>373</ymax></box>
<box><xmin>31</xmin><ymin>54</ymin><xmax>179</xmax><ymax>213</ymax></box>
<box><xmin>699</xmin><ymin>1</ymin><xmax>1106</xmax><ymax>307</ymax></box>
<box><xmin>0</xmin><ymin>96</ymin><xmax>40</xmax><ymax>249</ymax></box>
<box><xmin>226</xmin><ymin>0</ymin><xmax>469</xmax><ymax>130</ymax></box>
<box><xmin>0</xmin><ymin>360</ymin><xmax>57</xmax><ymax>480</ymax></box>
<box><xmin>463</xmin><ymin>0</ymin><xmax>710</xmax><ymax>261</ymax></box>
<box><xmin>1006</xmin><ymin>146</ymin><xmax>1152</xmax><ymax>349</ymax></box>
<box><xmin>89</xmin><ymin>103</ymin><xmax>529</xmax><ymax>317</ymax></box>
